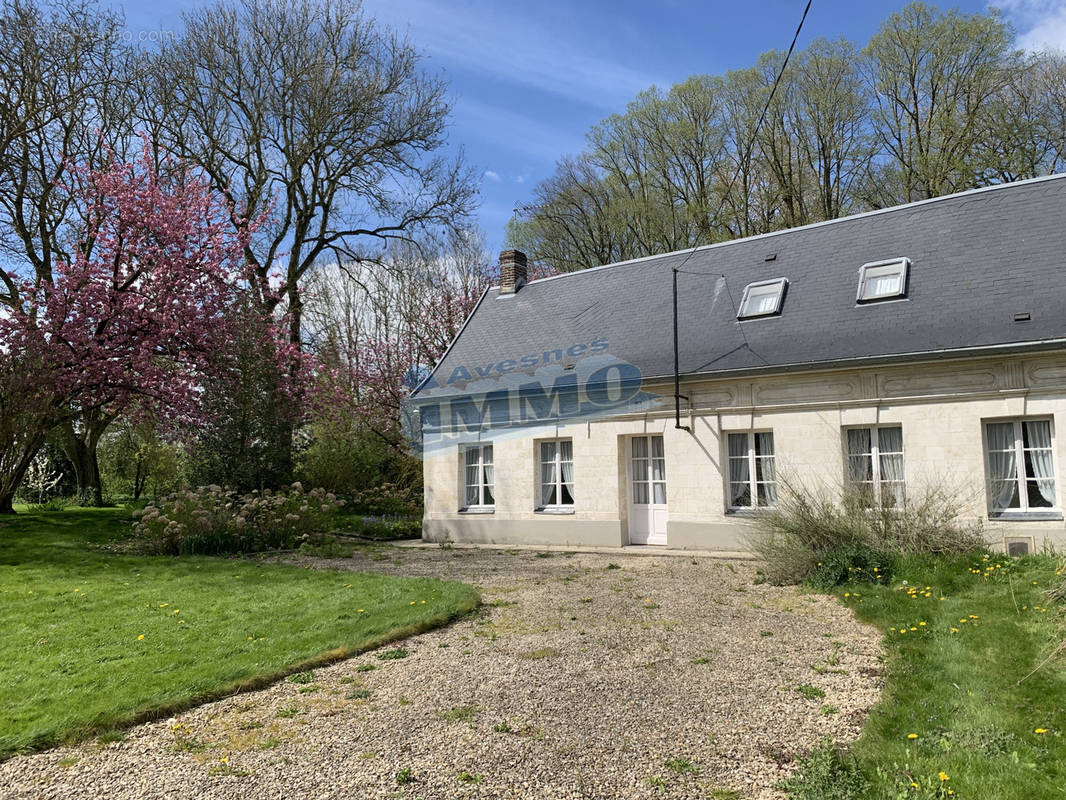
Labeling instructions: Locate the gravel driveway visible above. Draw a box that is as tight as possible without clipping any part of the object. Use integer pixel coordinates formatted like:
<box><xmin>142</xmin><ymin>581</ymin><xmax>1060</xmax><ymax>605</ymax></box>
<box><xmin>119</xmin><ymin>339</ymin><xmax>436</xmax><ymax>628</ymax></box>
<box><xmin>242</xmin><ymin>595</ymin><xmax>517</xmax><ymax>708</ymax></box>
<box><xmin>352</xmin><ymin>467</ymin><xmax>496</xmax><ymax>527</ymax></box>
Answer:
<box><xmin>1</xmin><ymin>546</ymin><xmax>883</xmax><ymax>799</ymax></box>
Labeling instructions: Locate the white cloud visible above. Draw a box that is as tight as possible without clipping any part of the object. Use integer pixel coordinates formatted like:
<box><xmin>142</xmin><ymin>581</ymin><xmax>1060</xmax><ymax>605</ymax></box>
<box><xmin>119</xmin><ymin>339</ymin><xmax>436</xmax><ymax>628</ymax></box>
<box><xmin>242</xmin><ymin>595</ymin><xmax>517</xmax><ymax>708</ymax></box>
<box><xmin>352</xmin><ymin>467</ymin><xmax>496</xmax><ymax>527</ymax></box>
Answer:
<box><xmin>362</xmin><ymin>0</ymin><xmax>663</xmax><ymax>108</ymax></box>
<box><xmin>483</xmin><ymin>170</ymin><xmax>502</xmax><ymax>182</ymax></box>
<box><xmin>997</xmin><ymin>0</ymin><xmax>1066</xmax><ymax>52</ymax></box>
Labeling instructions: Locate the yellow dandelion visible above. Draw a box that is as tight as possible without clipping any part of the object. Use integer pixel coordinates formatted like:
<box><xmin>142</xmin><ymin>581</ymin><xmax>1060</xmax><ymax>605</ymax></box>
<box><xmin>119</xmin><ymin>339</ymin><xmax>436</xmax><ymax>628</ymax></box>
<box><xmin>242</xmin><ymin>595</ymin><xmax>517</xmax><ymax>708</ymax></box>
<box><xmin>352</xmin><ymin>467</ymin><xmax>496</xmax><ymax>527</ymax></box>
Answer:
<box><xmin>939</xmin><ymin>772</ymin><xmax>949</xmax><ymax>781</ymax></box>
<box><xmin>1035</xmin><ymin>728</ymin><xmax>1048</xmax><ymax>734</ymax></box>
<box><xmin>907</xmin><ymin>733</ymin><xmax>918</xmax><ymax>739</ymax></box>
<box><xmin>137</xmin><ymin>634</ymin><xmax>145</xmax><ymax>641</ymax></box>
<box><xmin>918</xmin><ymin>621</ymin><xmax>926</xmax><ymax>626</ymax></box>
<box><xmin>409</xmin><ymin>601</ymin><xmax>416</xmax><ymax>605</ymax></box>
<box><xmin>358</xmin><ymin>609</ymin><xmax>365</xmax><ymax>613</ymax></box>
<box><xmin>173</xmin><ymin>609</ymin><xmax>180</xmax><ymax>614</ymax></box>
<box><xmin>159</xmin><ymin>603</ymin><xmax>168</xmax><ymax>607</ymax></box>
<box><xmin>910</xmin><ymin>782</ymin><xmax>919</xmax><ymax>789</ymax></box>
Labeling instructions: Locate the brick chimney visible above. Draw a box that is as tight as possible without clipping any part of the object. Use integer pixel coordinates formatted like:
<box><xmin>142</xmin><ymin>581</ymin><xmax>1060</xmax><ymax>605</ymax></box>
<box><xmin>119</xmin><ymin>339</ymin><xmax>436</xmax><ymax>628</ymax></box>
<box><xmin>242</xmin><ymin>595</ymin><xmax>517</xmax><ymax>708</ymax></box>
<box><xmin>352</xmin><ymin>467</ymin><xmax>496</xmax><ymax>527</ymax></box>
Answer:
<box><xmin>499</xmin><ymin>249</ymin><xmax>528</xmax><ymax>295</ymax></box>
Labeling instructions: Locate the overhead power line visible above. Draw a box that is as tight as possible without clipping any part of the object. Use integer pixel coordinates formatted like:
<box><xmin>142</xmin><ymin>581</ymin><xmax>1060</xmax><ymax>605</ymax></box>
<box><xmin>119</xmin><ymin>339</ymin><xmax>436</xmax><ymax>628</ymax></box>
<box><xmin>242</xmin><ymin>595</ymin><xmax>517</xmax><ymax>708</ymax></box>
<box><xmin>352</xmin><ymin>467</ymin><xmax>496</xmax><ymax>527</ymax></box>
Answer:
<box><xmin>673</xmin><ymin>0</ymin><xmax>814</xmax><ymax>276</ymax></box>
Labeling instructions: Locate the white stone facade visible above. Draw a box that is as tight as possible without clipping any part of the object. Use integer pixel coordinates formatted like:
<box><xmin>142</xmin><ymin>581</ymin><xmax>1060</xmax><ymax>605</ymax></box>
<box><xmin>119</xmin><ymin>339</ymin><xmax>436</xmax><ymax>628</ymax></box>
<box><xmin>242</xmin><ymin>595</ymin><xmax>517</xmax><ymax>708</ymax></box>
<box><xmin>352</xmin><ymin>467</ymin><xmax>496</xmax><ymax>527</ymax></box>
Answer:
<box><xmin>422</xmin><ymin>351</ymin><xmax>1066</xmax><ymax>552</ymax></box>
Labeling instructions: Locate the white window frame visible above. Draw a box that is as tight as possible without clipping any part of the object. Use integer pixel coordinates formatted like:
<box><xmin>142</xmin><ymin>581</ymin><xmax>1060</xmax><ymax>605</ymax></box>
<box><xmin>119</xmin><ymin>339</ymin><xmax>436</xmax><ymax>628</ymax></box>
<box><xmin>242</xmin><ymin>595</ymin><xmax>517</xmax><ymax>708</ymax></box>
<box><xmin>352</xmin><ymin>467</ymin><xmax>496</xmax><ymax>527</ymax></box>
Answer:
<box><xmin>460</xmin><ymin>443</ymin><xmax>494</xmax><ymax>511</ymax></box>
<box><xmin>737</xmin><ymin>278</ymin><xmax>788</xmax><ymax>319</ymax></box>
<box><xmin>983</xmin><ymin>418</ymin><xmax>1058</xmax><ymax>516</ymax></box>
<box><xmin>537</xmin><ymin>439</ymin><xmax>574</xmax><ymax>511</ymax></box>
<box><xmin>857</xmin><ymin>257</ymin><xmax>909</xmax><ymax>302</ymax></box>
<box><xmin>843</xmin><ymin>425</ymin><xmax>905</xmax><ymax>508</ymax></box>
<box><xmin>726</xmin><ymin>431</ymin><xmax>777</xmax><ymax>511</ymax></box>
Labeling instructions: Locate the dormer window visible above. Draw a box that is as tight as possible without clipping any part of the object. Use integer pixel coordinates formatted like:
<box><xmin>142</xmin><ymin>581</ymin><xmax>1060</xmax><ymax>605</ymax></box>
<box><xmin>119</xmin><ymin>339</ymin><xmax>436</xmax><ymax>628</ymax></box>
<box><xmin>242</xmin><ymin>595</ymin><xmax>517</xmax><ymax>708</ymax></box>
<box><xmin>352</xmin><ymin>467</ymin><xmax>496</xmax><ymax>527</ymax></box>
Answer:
<box><xmin>737</xmin><ymin>278</ymin><xmax>787</xmax><ymax>319</ymax></box>
<box><xmin>857</xmin><ymin>258</ymin><xmax>909</xmax><ymax>302</ymax></box>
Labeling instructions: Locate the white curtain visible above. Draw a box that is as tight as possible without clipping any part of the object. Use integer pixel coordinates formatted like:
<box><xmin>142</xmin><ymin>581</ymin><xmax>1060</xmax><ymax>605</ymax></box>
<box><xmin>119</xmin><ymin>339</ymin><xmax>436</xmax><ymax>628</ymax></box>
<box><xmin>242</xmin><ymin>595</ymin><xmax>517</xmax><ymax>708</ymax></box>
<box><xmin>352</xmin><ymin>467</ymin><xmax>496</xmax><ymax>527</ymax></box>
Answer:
<box><xmin>650</xmin><ymin>436</ymin><xmax>666</xmax><ymax>504</ymax></box>
<box><xmin>728</xmin><ymin>433</ymin><xmax>750</xmax><ymax>506</ymax></box>
<box><xmin>867</xmin><ymin>272</ymin><xmax>901</xmax><ymax>296</ymax></box>
<box><xmin>464</xmin><ymin>448</ymin><xmax>479</xmax><ymax>506</ymax></box>
<box><xmin>560</xmin><ymin>440</ymin><xmax>574</xmax><ymax>504</ymax></box>
<box><xmin>755</xmin><ymin>432</ymin><xmax>777</xmax><ymax>506</ymax></box>
<box><xmin>878</xmin><ymin>427</ymin><xmax>905</xmax><ymax>506</ymax></box>
<box><xmin>986</xmin><ymin>422</ymin><xmax>1018</xmax><ymax>509</ymax></box>
<box><xmin>1024</xmin><ymin>421</ymin><xmax>1056</xmax><ymax>506</ymax></box>
<box><xmin>846</xmin><ymin>429</ymin><xmax>873</xmax><ymax>483</ymax></box>
<box><xmin>540</xmin><ymin>441</ymin><xmax>557</xmax><ymax>505</ymax></box>
<box><xmin>482</xmin><ymin>445</ymin><xmax>494</xmax><ymax>505</ymax></box>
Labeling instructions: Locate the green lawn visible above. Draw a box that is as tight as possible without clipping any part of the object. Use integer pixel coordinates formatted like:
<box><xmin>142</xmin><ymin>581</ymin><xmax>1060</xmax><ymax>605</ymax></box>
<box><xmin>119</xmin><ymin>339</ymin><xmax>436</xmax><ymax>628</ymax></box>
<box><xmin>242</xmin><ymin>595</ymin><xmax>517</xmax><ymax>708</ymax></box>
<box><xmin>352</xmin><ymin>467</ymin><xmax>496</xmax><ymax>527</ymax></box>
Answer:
<box><xmin>0</xmin><ymin>508</ymin><xmax>479</xmax><ymax>756</ymax></box>
<box><xmin>789</xmin><ymin>553</ymin><xmax>1066</xmax><ymax>799</ymax></box>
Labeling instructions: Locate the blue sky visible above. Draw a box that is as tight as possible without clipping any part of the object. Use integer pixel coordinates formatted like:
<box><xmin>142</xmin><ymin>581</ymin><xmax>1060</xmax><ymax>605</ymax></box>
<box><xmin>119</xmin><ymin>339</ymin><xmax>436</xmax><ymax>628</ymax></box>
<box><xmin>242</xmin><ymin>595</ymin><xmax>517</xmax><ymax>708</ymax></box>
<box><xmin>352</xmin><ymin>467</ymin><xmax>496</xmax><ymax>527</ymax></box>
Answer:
<box><xmin>119</xmin><ymin>0</ymin><xmax>1066</xmax><ymax>253</ymax></box>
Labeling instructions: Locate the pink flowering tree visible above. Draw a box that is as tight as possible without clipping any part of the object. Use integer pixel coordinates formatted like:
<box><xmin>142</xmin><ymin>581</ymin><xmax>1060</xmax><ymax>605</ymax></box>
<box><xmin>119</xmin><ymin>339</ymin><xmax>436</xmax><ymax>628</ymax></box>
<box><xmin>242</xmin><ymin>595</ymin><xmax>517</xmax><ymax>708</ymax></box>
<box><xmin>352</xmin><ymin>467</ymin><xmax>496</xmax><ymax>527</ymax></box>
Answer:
<box><xmin>0</xmin><ymin>143</ymin><xmax>277</xmax><ymax>511</ymax></box>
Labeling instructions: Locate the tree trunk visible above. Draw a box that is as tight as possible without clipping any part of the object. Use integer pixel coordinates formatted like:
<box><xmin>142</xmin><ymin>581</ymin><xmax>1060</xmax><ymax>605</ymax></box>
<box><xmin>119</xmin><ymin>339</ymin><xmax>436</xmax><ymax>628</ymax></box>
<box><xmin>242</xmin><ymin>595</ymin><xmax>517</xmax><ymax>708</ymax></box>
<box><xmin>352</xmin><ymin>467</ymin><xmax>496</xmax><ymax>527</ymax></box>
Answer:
<box><xmin>0</xmin><ymin>490</ymin><xmax>15</xmax><ymax>514</ymax></box>
<box><xmin>58</xmin><ymin>416</ymin><xmax>110</xmax><ymax>507</ymax></box>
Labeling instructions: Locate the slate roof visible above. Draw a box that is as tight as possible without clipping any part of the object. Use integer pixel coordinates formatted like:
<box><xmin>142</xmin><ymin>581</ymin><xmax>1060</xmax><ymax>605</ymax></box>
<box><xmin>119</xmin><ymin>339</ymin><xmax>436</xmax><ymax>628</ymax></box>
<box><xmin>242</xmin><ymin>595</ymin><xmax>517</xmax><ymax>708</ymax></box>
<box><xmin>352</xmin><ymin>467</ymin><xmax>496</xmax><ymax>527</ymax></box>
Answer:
<box><xmin>417</xmin><ymin>174</ymin><xmax>1066</xmax><ymax>395</ymax></box>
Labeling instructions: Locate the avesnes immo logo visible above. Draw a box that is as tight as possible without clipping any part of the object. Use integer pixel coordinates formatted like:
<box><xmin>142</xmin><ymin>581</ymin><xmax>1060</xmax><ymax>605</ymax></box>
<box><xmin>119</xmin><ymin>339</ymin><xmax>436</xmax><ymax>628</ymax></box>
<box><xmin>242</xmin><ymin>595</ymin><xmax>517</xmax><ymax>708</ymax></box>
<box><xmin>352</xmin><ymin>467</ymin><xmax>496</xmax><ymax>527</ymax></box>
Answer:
<box><xmin>402</xmin><ymin>338</ymin><xmax>661</xmax><ymax>456</ymax></box>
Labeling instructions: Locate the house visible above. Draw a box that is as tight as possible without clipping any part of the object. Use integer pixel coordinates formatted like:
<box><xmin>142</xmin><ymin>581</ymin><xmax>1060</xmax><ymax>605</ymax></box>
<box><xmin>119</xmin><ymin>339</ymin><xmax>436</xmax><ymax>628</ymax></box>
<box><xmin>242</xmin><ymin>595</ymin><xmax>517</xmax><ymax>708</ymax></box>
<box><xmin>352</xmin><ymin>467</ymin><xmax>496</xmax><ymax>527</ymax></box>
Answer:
<box><xmin>407</xmin><ymin>175</ymin><xmax>1066</xmax><ymax>553</ymax></box>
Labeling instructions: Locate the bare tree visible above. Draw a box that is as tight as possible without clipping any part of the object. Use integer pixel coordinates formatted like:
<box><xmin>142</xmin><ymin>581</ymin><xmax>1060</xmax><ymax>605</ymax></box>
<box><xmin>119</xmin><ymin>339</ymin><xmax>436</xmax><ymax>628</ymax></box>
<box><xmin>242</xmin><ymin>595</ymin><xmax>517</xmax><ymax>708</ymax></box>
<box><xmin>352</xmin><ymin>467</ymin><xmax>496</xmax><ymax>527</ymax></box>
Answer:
<box><xmin>143</xmin><ymin>0</ymin><xmax>477</xmax><ymax>347</ymax></box>
<box><xmin>862</xmin><ymin>2</ymin><xmax>1016</xmax><ymax>205</ymax></box>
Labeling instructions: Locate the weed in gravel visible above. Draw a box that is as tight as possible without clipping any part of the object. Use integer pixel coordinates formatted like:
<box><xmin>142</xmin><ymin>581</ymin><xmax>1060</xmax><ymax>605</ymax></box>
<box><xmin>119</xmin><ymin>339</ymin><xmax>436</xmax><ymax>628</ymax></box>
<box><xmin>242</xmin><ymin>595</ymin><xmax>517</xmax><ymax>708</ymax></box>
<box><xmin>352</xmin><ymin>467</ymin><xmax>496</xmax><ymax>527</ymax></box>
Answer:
<box><xmin>276</xmin><ymin>706</ymin><xmax>301</xmax><ymax>719</ymax></box>
<box><xmin>820</xmin><ymin>705</ymin><xmax>839</xmax><ymax>716</ymax></box>
<box><xmin>338</xmin><ymin>677</ymin><xmax>357</xmax><ymax>685</ymax></box>
<box><xmin>606</xmin><ymin>563</ymin><xmax>621</xmax><ymax>570</ymax></box>
<box><xmin>238</xmin><ymin>720</ymin><xmax>264</xmax><ymax>730</ymax></box>
<box><xmin>535</xmin><ymin>552</ymin><xmax>554</xmax><ymax>558</ymax></box>
<box><xmin>646</xmin><ymin>776</ymin><xmax>668</xmax><ymax>792</ymax></box>
<box><xmin>493</xmin><ymin>719</ymin><xmax>545</xmax><ymax>739</ymax></box>
<box><xmin>297</xmin><ymin>685</ymin><xmax>319</xmax><ymax>694</ymax></box>
<box><xmin>171</xmin><ymin>734</ymin><xmax>208</xmax><ymax>753</ymax></box>
<box><xmin>437</xmin><ymin>705</ymin><xmax>480</xmax><ymax>723</ymax></box>
<box><xmin>437</xmin><ymin>642</ymin><xmax>450</xmax><ymax>648</ymax></box>
<box><xmin>346</xmin><ymin>689</ymin><xmax>371</xmax><ymax>700</ymax></box>
<box><xmin>493</xmin><ymin>721</ymin><xmax>512</xmax><ymax>733</ymax></box>
<box><xmin>355</xmin><ymin>664</ymin><xmax>377</xmax><ymax>672</ymax></box>
<box><xmin>397</xmin><ymin>696</ymin><xmax>411</xmax><ymax>706</ymax></box>
<box><xmin>377</xmin><ymin>648</ymin><xmax>408</xmax><ymax>660</ymax></box>
<box><xmin>709</xmin><ymin>790</ymin><xmax>742</xmax><ymax>799</ymax></box>
<box><xmin>778</xmin><ymin>740</ymin><xmax>869</xmax><ymax>799</ymax></box>
<box><xmin>760</xmin><ymin>630</ymin><xmax>774</xmax><ymax>637</ymax></box>
<box><xmin>96</xmin><ymin>730</ymin><xmax>125</xmax><ymax>745</ymax></box>
<box><xmin>258</xmin><ymin>737</ymin><xmax>282</xmax><ymax>750</ymax></box>
<box><xmin>796</xmin><ymin>684</ymin><xmax>826</xmax><ymax>700</ymax></box>
<box><xmin>287</xmin><ymin>671</ymin><xmax>314</xmax><ymax>684</ymax></box>
<box><xmin>665</xmin><ymin>757</ymin><xmax>699</xmax><ymax>774</ymax></box>
<box><xmin>520</xmin><ymin>647</ymin><xmax>559</xmax><ymax>660</ymax></box>
<box><xmin>58</xmin><ymin>756</ymin><xmax>79</xmax><ymax>768</ymax></box>
<box><xmin>395</xmin><ymin>767</ymin><xmax>415</xmax><ymax>785</ymax></box>
<box><xmin>457</xmin><ymin>772</ymin><xmax>483</xmax><ymax>784</ymax></box>
<box><xmin>208</xmin><ymin>758</ymin><xmax>252</xmax><ymax>777</ymax></box>
<box><xmin>690</xmin><ymin>657</ymin><xmax>711</xmax><ymax>665</ymax></box>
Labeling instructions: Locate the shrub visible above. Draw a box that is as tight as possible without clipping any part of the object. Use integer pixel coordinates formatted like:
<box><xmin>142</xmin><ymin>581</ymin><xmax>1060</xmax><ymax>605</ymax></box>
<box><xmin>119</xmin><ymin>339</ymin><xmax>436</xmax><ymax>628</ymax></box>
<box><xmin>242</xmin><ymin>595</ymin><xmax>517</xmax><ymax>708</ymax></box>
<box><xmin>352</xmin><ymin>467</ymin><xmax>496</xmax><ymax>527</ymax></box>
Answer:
<box><xmin>750</xmin><ymin>481</ymin><xmax>985</xmax><ymax>586</ymax></box>
<box><xmin>778</xmin><ymin>740</ymin><xmax>871</xmax><ymax>800</ymax></box>
<box><xmin>132</xmin><ymin>483</ymin><xmax>345</xmax><ymax>555</ymax></box>
<box><xmin>347</xmin><ymin>483</ymin><xmax>422</xmax><ymax>517</ymax></box>
<box><xmin>337</xmin><ymin>514</ymin><xmax>422</xmax><ymax>540</ymax></box>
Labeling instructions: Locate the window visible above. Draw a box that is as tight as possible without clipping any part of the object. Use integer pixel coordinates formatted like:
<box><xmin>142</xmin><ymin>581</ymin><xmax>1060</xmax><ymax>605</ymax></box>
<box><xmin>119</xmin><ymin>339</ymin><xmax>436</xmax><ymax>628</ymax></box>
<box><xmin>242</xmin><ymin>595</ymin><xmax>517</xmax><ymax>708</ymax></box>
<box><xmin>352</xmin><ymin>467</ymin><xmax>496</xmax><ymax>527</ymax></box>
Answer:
<box><xmin>737</xmin><ymin>278</ymin><xmax>787</xmax><ymax>319</ymax></box>
<box><xmin>631</xmin><ymin>435</ymin><xmax>667</xmax><ymax>505</ymax></box>
<box><xmin>462</xmin><ymin>444</ymin><xmax>494</xmax><ymax>509</ymax></box>
<box><xmin>845</xmin><ymin>426</ymin><xmax>905</xmax><ymax>507</ymax></box>
<box><xmin>727</xmin><ymin>432</ymin><xmax>777</xmax><ymax>509</ymax></box>
<box><xmin>857</xmin><ymin>258</ymin><xmax>909</xmax><ymax>302</ymax></box>
<box><xmin>985</xmin><ymin>419</ymin><xmax>1056</xmax><ymax>514</ymax></box>
<box><xmin>538</xmin><ymin>440</ymin><xmax>574</xmax><ymax>508</ymax></box>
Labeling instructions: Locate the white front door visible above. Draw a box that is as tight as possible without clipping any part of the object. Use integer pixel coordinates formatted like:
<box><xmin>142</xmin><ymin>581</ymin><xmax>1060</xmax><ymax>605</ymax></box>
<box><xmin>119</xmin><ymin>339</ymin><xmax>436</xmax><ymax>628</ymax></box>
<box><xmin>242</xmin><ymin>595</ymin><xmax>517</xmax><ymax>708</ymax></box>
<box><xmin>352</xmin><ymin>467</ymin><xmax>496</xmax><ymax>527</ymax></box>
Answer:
<box><xmin>628</xmin><ymin>435</ymin><xmax>668</xmax><ymax>545</ymax></box>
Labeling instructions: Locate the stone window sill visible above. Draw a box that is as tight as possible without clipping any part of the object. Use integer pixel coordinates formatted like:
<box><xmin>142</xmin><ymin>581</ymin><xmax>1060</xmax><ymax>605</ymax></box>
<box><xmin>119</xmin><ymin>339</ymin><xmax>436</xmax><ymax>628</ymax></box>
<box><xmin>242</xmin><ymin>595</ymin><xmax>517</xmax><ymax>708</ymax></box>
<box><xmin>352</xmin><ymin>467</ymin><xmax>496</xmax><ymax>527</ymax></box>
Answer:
<box><xmin>458</xmin><ymin>507</ymin><xmax>495</xmax><ymax>515</ymax></box>
<box><xmin>988</xmin><ymin>511</ymin><xmax>1063</xmax><ymax>522</ymax></box>
<box><xmin>535</xmin><ymin>507</ymin><xmax>575</xmax><ymax>515</ymax></box>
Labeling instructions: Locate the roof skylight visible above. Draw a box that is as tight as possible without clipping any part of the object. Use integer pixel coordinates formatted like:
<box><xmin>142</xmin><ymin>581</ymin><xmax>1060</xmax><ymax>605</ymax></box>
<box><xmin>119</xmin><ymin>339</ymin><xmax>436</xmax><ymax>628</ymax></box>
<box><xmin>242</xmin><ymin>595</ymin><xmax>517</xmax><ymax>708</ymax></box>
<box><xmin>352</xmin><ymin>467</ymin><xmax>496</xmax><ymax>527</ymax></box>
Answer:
<box><xmin>737</xmin><ymin>278</ymin><xmax>788</xmax><ymax>319</ymax></box>
<box><xmin>857</xmin><ymin>258</ymin><xmax>909</xmax><ymax>302</ymax></box>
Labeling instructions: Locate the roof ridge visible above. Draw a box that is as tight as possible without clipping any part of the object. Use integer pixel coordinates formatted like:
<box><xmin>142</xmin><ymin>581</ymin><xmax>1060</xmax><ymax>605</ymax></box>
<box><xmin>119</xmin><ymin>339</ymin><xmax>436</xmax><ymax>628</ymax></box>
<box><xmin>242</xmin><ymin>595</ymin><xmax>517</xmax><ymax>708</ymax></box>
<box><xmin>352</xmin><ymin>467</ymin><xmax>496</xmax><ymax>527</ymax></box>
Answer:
<box><xmin>516</xmin><ymin>172</ymin><xmax>1066</xmax><ymax>288</ymax></box>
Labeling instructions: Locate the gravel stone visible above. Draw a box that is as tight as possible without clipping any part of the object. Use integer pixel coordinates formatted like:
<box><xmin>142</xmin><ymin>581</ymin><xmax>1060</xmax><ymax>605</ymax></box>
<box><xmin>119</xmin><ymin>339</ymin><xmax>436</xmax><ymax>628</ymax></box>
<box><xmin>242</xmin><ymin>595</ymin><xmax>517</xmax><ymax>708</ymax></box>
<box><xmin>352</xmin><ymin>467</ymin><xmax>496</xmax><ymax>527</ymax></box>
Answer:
<box><xmin>0</xmin><ymin>548</ymin><xmax>883</xmax><ymax>799</ymax></box>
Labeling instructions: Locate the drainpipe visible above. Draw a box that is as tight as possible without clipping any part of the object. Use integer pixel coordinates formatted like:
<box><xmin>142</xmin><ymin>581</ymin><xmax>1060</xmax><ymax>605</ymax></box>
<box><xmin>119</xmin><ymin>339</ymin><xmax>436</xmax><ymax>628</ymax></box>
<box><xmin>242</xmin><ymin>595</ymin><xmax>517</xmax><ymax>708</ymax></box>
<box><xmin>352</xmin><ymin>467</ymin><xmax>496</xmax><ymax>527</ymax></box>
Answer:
<box><xmin>672</xmin><ymin>268</ymin><xmax>690</xmax><ymax>432</ymax></box>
